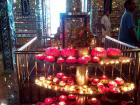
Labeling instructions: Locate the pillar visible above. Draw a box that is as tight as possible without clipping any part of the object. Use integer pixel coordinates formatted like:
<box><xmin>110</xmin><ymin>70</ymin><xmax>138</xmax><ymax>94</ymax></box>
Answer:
<box><xmin>0</xmin><ymin>0</ymin><xmax>16</xmax><ymax>71</ymax></box>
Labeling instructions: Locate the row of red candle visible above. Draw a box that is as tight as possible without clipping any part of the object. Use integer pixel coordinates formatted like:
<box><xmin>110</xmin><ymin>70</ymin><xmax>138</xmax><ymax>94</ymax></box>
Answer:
<box><xmin>36</xmin><ymin>94</ymin><xmax>99</xmax><ymax>105</ymax></box>
<box><xmin>44</xmin><ymin>47</ymin><xmax>121</xmax><ymax>58</ymax></box>
<box><xmin>35</xmin><ymin>54</ymin><xmax>100</xmax><ymax>64</ymax></box>
<box><xmin>36</xmin><ymin>74</ymin><xmax>134</xmax><ymax>95</ymax></box>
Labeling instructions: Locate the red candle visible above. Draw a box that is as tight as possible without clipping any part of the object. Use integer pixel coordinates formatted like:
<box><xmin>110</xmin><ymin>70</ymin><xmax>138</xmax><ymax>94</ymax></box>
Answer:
<box><xmin>45</xmin><ymin>47</ymin><xmax>60</xmax><ymax>57</ymax></box>
<box><xmin>114</xmin><ymin>77</ymin><xmax>124</xmax><ymax>85</ymax></box>
<box><xmin>90</xmin><ymin>98</ymin><xmax>97</xmax><ymax>104</ymax></box>
<box><xmin>45</xmin><ymin>56</ymin><xmax>55</xmax><ymax>62</ymax></box>
<box><xmin>92</xmin><ymin>56</ymin><xmax>100</xmax><ymax>63</ymax></box>
<box><xmin>78</xmin><ymin>56</ymin><xmax>89</xmax><ymax>64</ymax></box>
<box><xmin>62</xmin><ymin>76</ymin><xmax>68</xmax><ymax>81</ymax></box>
<box><xmin>59</xmin><ymin>81</ymin><xmax>66</xmax><ymax>87</ymax></box>
<box><xmin>68</xmin><ymin>94</ymin><xmax>76</xmax><ymax>100</ymax></box>
<box><xmin>56</xmin><ymin>73</ymin><xmax>64</xmax><ymax>79</ymax></box>
<box><xmin>97</xmin><ymin>82</ymin><xmax>104</xmax><ymax>88</ymax></box>
<box><xmin>57</xmin><ymin>57</ymin><xmax>65</xmax><ymax>64</ymax></box>
<box><xmin>67</xmin><ymin>78</ymin><xmax>74</xmax><ymax>85</ymax></box>
<box><xmin>47</xmin><ymin>75</ymin><xmax>53</xmax><ymax>81</ymax></box>
<box><xmin>44</xmin><ymin>98</ymin><xmax>54</xmax><ymax>104</ymax></box>
<box><xmin>91</xmin><ymin>47</ymin><xmax>106</xmax><ymax>58</ymax></box>
<box><xmin>92</xmin><ymin>78</ymin><xmax>99</xmax><ymax>85</ymax></box>
<box><xmin>110</xmin><ymin>87</ymin><xmax>120</xmax><ymax>93</ymax></box>
<box><xmin>35</xmin><ymin>54</ymin><xmax>45</xmax><ymax>60</ymax></box>
<box><xmin>58</xmin><ymin>101</ymin><xmax>66</xmax><ymax>105</ymax></box>
<box><xmin>53</xmin><ymin>77</ymin><xmax>59</xmax><ymax>83</ymax></box>
<box><xmin>59</xmin><ymin>95</ymin><xmax>67</xmax><ymax>101</ymax></box>
<box><xmin>107</xmin><ymin>48</ymin><xmax>121</xmax><ymax>58</ymax></box>
<box><xmin>108</xmin><ymin>81</ymin><xmax>117</xmax><ymax>88</ymax></box>
<box><xmin>66</xmin><ymin>56</ymin><xmax>77</xmax><ymax>64</ymax></box>
<box><xmin>100</xmin><ymin>75</ymin><xmax>108</xmax><ymax>80</ymax></box>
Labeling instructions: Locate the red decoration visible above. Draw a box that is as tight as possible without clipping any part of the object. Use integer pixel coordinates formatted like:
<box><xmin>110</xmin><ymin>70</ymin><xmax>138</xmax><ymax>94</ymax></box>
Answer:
<box><xmin>89</xmin><ymin>98</ymin><xmax>97</xmax><ymax>104</ymax></box>
<box><xmin>100</xmin><ymin>75</ymin><xmax>108</xmax><ymax>80</ymax></box>
<box><xmin>92</xmin><ymin>78</ymin><xmax>99</xmax><ymax>85</ymax></box>
<box><xmin>108</xmin><ymin>81</ymin><xmax>117</xmax><ymax>88</ymax></box>
<box><xmin>68</xmin><ymin>94</ymin><xmax>76</xmax><ymax>100</ymax></box>
<box><xmin>45</xmin><ymin>47</ymin><xmax>60</xmax><ymax>57</ymax></box>
<box><xmin>59</xmin><ymin>95</ymin><xmax>67</xmax><ymax>101</ymax></box>
<box><xmin>58</xmin><ymin>101</ymin><xmax>66</xmax><ymax>105</ymax></box>
<box><xmin>56</xmin><ymin>73</ymin><xmax>64</xmax><ymax>79</ymax></box>
<box><xmin>35</xmin><ymin>54</ymin><xmax>45</xmax><ymax>60</ymax></box>
<box><xmin>92</xmin><ymin>56</ymin><xmax>100</xmax><ymax>63</ymax></box>
<box><xmin>107</xmin><ymin>48</ymin><xmax>121</xmax><ymax>58</ymax></box>
<box><xmin>110</xmin><ymin>87</ymin><xmax>120</xmax><ymax>93</ymax></box>
<box><xmin>97</xmin><ymin>82</ymin><xmax>104</xmax><ymax>88</ymax></box>
<box><xmin>66</xmin><ymin>56</ymin><xmax>77</xmax><ymax>64</ymax></box>
<box><xmin>44</xmin><ymin>98</ymin><xmax>54</xmax><ymax>104</ymax></box>
<box><xmin>47</xmin><ymin>75</ymin><xmax>53</xmax><ymax>81</ymax></box>
<box><xmin>91</xmin><ymin>47</ymin><xmax>106</xmax><ymax>58</ymax></box>
<box><xmin>53</xmin><ymin>77</ymin><xmax>59</xmax><ymax>83</ymax></box>
<box><xmin>57</xmin><ymin>57</ymin><xmax>65</xmax><ymax>63</ymax></box>
<box><xmin>115</xmin><ymin>77</ymin><xmax>124</xmax><ymax>85</ymax></box>
<box><xmin>78</xmin><ymin>56</ymin><xmax>89</xmax><ymax>64</ymax></box>
<box><xmin>45</xmin><ymin>56</ymin><xmax>55</xmax><ymax>62</ymax></box>
<box><xmin>61</xmin><ymin>48</ymin><xmax>76</xmax><ymax>57</ymax></box>
<box><xmin>62</xmin><ymin>76</ymin><xmax>68</xmax><ymax>81</ymax></box>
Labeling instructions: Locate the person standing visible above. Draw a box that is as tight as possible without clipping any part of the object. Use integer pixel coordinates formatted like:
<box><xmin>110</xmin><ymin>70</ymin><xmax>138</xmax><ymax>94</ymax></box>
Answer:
<box><xmin>101</xmin><ymin>11</ymin><xmax>111</xmax><ymax>42</ymax></box>
<box><xmin>118</xmin><ymin>0</ymin><xmax>138</xmax><ymax>46</ymax></box>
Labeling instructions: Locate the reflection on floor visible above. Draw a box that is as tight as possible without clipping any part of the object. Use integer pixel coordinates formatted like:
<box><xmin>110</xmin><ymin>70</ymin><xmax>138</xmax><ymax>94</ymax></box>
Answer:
<box><xmin>0</xmin><ymin>53</ymin><xmax>19</xmax><ymax>105</ymax></box>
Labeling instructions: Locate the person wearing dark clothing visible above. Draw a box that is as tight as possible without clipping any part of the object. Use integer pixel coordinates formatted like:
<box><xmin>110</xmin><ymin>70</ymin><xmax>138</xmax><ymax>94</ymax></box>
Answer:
<box><xmin>118</xmin><ymin>0</ymin><xmax>138</xmax><ymax>46</ymax></box>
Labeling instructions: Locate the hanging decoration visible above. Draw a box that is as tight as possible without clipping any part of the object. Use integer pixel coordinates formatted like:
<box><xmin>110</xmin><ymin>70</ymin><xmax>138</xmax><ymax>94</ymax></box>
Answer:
<box><xmin>21</xmin><ymin>0</ymin><xmax>30</xmax><ymax>16</ymax></box>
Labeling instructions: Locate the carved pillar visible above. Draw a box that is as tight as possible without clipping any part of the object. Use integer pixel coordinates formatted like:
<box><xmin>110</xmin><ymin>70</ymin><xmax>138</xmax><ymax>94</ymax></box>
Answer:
<box><xmin>0</xmin><ymin>0</ymin><xmax>16</xmax><ymax>71</ymax></box>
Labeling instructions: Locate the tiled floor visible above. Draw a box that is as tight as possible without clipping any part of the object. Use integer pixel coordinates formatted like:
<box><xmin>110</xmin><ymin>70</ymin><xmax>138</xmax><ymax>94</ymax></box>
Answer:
<box><xmin>0</xmin><ymin>53</ymin><xmax>19</xmax><ymax>105</ymax></box>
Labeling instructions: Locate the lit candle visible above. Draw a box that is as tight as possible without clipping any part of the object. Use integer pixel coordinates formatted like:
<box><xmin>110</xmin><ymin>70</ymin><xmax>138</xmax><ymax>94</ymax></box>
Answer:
<box><xmin>100</xmin><ymin>75</ymin><xmax>108</xmax><ymax>80</ymax></box>
<box><xmin>58</xmin><ymin>101</ymin><xmax>66</xmax><ymax>105</ymax></box>
<box><xmin>108</xmin><ymin>81</ymin><xmax>117</xmax><ymax>88</ymax></box>
<box><xmin>91</xmin><ymin>47</ymin><xmax>106</xmax><ymax>58</ymax></box>
<box><xmin>56</xmin><ymin>73</ymin><xmax>64</xmax><ymax>79</ymax></box>
<box><xmin>53</xmin><ymin>77</ymin><xmax>59</xmax><ymax>83</ymax></box>
<box><xmin>59</xmin><ymin>95</ymin><xmax>67</xmax><ymax>101</ymax></box>
<box><xmin>92</xmin><ymin>78</ymin><xmax>99</xmax><ymax>85</ymax></box>
<box><xmin>97</xmin><ymin>82</ymin><xmax>104</xmax><ymax>88</ymax></box>
<box><xmin>44</xmin><ymin>98</ymin><xmax>53</xmax><ymax>104</ymax></box>
<box><xmin>66</xmin><ymin>56</ymin><xmax>77</xmax><ymax>64</ymax></box>
<box><xmin>45</xmin><ymin>56</ymin><xmax>55</xmax><ymax>62</ymax></box>
<box><xmin>47</xmin><ymin>75</ymin><xmax>53</xmax><ymax>81</ymax></box>
<box><xmin>39</xmin><ymin>76</ymin><xmax>45</xmax><ymax>81</ymax></box>
<box><xmin>115</xmin><ymin>77</ymin><xmax>124</xmax><ymax>85</ymax></box>
<box><xmin>110</xmin><ymin>87</ymin><xmax>120</xmax><ymax>93</ymax></box>
<box><xmin>57</xmin><ymin>57</ymin><xmax>65</xmax><ymax>64</ymax></box>
<box><xmin>62</xmin><ymin>76</ymin><xmax>68</xmax><ymax>81</ymax></box>
<box><xmin>78</xmin><ymin>47</ymin><xmax>89</xmax><ymax>56</ymax></box>
<box><xmin>78</xmin><ymin>56</ymin><xmax>89</xmax><ymax>64</ymax></box>
<box><xmin>68</xmin><ymin>94</ymin><xmax>76</xmax><ymax>100</ymax></box>
<box><xmin>59</xmin><ymin>81</ymin><xmax>66</xmax><ymax>87</ymax></box>
<box><xmin>90</xmin><ymin>98</ymin><xmax>97</xmax><ymax>104</ymax></box>
<box><xmin>106</xmin><ymin>48</ymin><xmax>121</xmax><ymax>58</ymax></box>
<box><xmin>92</xmin><ymin>56</ymin><xmax>100</xmax><ymax>63</ymax></box>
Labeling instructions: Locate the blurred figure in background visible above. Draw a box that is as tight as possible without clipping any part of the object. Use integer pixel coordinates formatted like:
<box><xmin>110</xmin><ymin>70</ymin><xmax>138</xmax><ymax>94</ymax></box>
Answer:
<box><xmin>101</xmin><ymin>11</ymin><xmax>111</xmax><ymax>42</ymax></box>
<box><xmin>118</xmin><ymin>0</ymin><xmax>139</xmax><ymax>46</ymax></box>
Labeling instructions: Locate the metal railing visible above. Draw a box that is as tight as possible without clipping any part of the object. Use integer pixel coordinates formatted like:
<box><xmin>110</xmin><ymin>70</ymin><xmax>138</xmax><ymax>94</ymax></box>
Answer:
<box><xmin>15</xmin><ymin>36</ymin><xmax>140</xmax><ymax>104</ymax></box>
<box><xmin>104</xmin><ymin>36</ymin><xmax>140</xmax><ymax>105</ymax></box>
